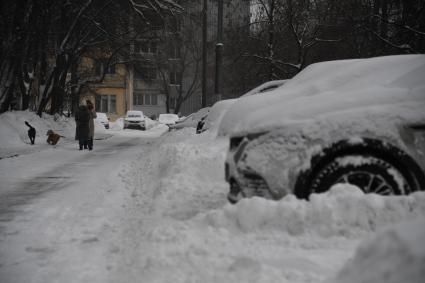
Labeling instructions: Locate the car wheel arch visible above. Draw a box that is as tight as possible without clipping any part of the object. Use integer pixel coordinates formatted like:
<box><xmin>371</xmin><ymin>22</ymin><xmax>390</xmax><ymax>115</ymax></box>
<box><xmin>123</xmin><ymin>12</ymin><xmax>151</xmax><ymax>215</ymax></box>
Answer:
<box><xmin>294</xmin><ymin>137</ymin><xmax>425</xmax><ymax>199</ymax></box>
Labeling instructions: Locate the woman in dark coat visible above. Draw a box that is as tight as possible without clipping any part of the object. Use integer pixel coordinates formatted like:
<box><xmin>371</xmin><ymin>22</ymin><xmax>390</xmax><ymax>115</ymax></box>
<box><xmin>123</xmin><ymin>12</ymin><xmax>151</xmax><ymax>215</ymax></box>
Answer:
<box><xmin>86</xmin><ymin>100</ymin><xmax>97</xmax><ymax>150</ymax></box>
<box><xmin>75</xmin><ymin>102</ymin><xmax>91</xmax><ymax>150</ymax></box>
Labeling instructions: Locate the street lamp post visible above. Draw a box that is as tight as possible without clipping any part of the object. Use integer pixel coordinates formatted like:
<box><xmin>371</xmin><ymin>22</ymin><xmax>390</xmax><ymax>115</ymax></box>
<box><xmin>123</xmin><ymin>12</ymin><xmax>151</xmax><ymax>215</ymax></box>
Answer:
<box><xmin>215</xmin><ymin>0</ymin><xmax>223</xmax><ymax>102</ymax></box>
<box><xmin>202</xmin><ymin>0</ymin><xmax>208</xmax><ymax>107</ymax></box>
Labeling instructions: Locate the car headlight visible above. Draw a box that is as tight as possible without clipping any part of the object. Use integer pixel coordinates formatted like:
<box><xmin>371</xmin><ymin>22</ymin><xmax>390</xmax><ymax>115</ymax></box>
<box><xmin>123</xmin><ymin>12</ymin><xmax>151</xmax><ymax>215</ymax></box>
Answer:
<box><xmin>230</xmin><ymin>132</ymin><xmax>266</xmax><ymax>150</ymax></box>
<box><xmin>230</xmin><ymin>137</ymin><xmax>244</xmax><ymax>150</ymax></box>
<box><xmin>231</xmin><ymin>132</ymin><xmax>268</xmax><ymax>163</ymax></box>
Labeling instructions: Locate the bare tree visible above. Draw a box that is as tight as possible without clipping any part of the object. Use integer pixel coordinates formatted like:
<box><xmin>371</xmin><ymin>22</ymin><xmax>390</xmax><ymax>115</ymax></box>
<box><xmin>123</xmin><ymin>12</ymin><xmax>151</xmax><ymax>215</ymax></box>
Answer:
<box><xmin>153</xmin><ymin>10</ymin><xmax>202</xmax><ymax>114</ymax></box>
<box><xmin>0</xmin><ymin>0</ymin><xmax>182</xmax><ymax>115</ymax></box>
<box><xmin>225</xmin><ymin>0</ymin><xmax>424</xmax><ymax>97</ymax></box>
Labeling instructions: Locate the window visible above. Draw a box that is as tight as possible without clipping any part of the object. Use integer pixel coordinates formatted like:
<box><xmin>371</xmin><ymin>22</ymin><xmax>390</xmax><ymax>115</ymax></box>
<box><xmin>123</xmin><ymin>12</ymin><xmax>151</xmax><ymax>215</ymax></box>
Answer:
<box><xmin>169</xmin><ymin>17</ymin><xmax>181</xmax><ymax>33</ymax></box>
<box><xmin>135</xmin><ymin>41</ymin><xmax>157</xmax><ymax>54</ymax></box>
<box><xmin>169</xmin><ymin>44</ymin><xmax>180</xmax><ymax>59</ymax></box>
<box><xmin>133</xmin><ymin>92</ymin><xmax>144</xmax><ymax>105</ymax></box>
<box><xmin>95</xmin><ymin>60</ymin><xmax>115</xmax><ymax>75</ymax></box>
<box><xmin>110</xmin><ymin>95</ymin><xmax>116</xmax><ymax>113</ymax></box>
<box><xmin>145</xmin><ymin>11</ymin><xmax>164</xmax><ymax>30</ymax></box>
<box><xmin>135</xmin><ymin>67</ymin><xmax>157</xmax><ymax>80</ymax></box>
<box><xmin>145</xmin><ymin>94</ymin><xmax>151</xmax><ymax>105</ymax></box>
<box><xmin>105</xmin><ymin>64</ymin><xmax>115</xmax><ymax>74</ymax></box>
<box><xmin>151</xmin><ymin>93</ymin><xmax>158</xmax><ymax>105</ymax></box>
<box><xmin>150</xmin><ymin>42</ymin><xmax>157</xmax><ymax>54</ymax></box>
<box><xmin>169</xmin><ymin>97</ymin><xmax>176</xmax><ymax>109</ymax></box>
<box><xmin>133</xmin><ymin>92</ymin><xmax>158</xmax><ymax>106</ymax></box>
<box><xmin>95</xmin><ymin>95</ymin><xmax>117</xmax><ymax>113</ymax></box>
<box><xmin>169</xmin><ymin>71</ymin><xmax>179</xmax><ymax>85</ymax></box>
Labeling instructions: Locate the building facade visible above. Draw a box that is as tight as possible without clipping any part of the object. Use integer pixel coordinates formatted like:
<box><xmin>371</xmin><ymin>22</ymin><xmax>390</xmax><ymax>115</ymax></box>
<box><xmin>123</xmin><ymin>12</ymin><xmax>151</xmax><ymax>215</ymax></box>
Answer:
<box><xmin>83</xmin><ymin>0</ymin><xmax>250</xmax><ymax>120</ymax></box>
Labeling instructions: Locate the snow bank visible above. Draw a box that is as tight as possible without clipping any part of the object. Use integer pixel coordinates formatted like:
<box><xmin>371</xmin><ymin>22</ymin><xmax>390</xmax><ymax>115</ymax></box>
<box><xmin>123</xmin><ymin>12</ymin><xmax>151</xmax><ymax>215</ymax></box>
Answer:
<box><xmin>134</xmin><ymin>127</ymin><xmax>425</xmax><ymax>282</ymax></box>
<box><xmin>0</xmin><ymin>111</ymin><xmax>76</xmax><ymax>157</ymax></box>
<box><xmin>196</xmin><ymin>185</ymin><xmax>425</xmax><ymax>237</ymax></box>
<box><xmin>0</xmin><ymin>111</ymin><xmax>75</xmax><ymax>146</ymax></box>
<box><xmin>150</xmin><ymin>129</ymin><xmax>229</xmax><ymax>219</ymax></box>
<box><xmin>327</xmin><ymin>216</ymin><xmax>425</xmax><ymax>283</ymax></box>
<box><xmin>0</xmin><ymin>110</ymin><xmax>109</xmax><ymax>157</ymax></box>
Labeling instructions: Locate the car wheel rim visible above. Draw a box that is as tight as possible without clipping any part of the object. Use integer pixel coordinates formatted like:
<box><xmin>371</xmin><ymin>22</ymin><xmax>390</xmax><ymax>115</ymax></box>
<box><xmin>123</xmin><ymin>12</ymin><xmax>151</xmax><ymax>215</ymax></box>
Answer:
<box><xmin>336</xmin><ymin>170</ymin><xmax>395</xmax><ymax>195</ymax></box>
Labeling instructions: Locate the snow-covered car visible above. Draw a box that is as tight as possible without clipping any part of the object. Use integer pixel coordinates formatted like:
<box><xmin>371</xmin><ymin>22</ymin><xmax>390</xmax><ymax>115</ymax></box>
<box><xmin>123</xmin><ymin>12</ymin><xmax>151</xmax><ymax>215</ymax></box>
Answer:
<box><xmin>218</xmin><ymin>81</ymin><xmax>287</xmax><ymax>137</ymax></box>
<box><xmin>158</xmin><ymin>114</ymin><xmax>179</xmax><ymax>126</ymax></box>
<box><xmin>225</xmin><ymin>55</ymin><xmax>425</xmax><ymax>204</ymax></box>
<box><xmin>123</xmin><ymin>110</ymin><xmax>146</xmax><ymax>130</ymax></box>
<box><xmin>240</xmin><ymin>80</ymin><xmax>287</xmax><ymax>98</ymax></box>
<box><xmin>169</xmin><ymin>107</ymin><xmax>210</xmax><ymax>131</ymax></box>
<box><xmin>95</xmin><ymin>112</ymin><xmax>109</xmax><ymax>129</ymax></box>
<box><xmin>198</xmin><ymin>99</ymin><xmax>237</xmax><ymax>134</ymax></box>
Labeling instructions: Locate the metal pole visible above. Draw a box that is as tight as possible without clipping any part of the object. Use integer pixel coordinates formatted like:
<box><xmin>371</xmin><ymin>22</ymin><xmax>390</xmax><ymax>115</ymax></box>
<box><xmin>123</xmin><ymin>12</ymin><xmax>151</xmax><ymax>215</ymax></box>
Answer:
<box><xmin>214</xmin><ymin>0</ymin><xmax>223</xmax><ymax>101</ymax></box>
<box><xmin>202</xmin><ymin>0</ymin><xmax>208</xmax><ymax>107</ymax></box>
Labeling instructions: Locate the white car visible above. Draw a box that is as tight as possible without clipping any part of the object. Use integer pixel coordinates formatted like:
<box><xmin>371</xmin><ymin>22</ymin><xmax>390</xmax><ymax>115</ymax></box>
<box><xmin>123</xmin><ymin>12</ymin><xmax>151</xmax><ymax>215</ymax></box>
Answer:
<box><xmin>123</xmin><ymin>110</ymin><xmax>146</xmax><ymax>130</ymax></box>
<box><xmin>169</xmin><ymin>107</ymin><xmax>210</xmax><ymax>131</ymax></box>
<box><xmin>225</xmin><ymin>55</ymin><xmax>425</xmax><ymax>203</ymax></box>
<box><xmin>200</xmin><ymin>99</ymin><xmax>237</xmax><ymax>134</ymax></box>
<box><xmin>218</xmin><ymin>81</ymin><xmax>288</xmax><ymax>137</ymax></box>
<box><xmin>95</xmin><ymin>112</ymin><xmax>109</xmax><ymax>129</ymax></box>
<box><xmin>158</xmin><ymin>114</ymin><xmax>179</xmax><ymax>126</ymax></box>
<box><xmin>240</xmin><ymin>80</ymin><xmax>287</xmax><ymax>98</ymax></box>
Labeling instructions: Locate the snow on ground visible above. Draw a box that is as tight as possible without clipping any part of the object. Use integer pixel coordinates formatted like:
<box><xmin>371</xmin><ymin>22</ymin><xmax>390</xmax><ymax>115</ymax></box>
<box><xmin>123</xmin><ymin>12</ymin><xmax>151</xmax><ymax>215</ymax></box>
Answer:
<box><xmin>0</xmin><ymin>111</ymin><xmax>424</xmax><ymax>283</ymax></box>
<box><xmin>327</xmin><ymin>216</ymin><xmax>425</xmax><ymax>283</ymax></box>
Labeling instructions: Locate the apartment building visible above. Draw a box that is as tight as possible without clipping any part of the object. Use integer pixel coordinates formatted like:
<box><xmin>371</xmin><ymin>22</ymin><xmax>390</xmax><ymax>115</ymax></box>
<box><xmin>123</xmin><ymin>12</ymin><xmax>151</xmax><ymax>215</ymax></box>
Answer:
<box><xmin>82</xmin><ymin>0</ymin><xmax>250</xmax><ymax>120</ymax></box>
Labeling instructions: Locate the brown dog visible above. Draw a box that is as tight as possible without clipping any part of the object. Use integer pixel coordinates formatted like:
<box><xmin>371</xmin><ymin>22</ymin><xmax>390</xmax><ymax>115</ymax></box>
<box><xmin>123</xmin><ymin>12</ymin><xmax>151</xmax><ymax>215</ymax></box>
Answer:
<box><xmin>46</xmin><ymin>130</ymin><xmax>63</xmax><ymax>145</ymax></box>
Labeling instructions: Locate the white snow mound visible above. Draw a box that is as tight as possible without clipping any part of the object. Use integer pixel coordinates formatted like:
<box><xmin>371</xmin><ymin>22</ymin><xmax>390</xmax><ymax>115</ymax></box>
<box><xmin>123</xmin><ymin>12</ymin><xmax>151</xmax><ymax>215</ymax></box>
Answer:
<box><xmin>327</xmin><ymin>216</ymin><xmax>425</xmax><ymax>283</ymax></box>
<box><xmin>197</xmin><ymin>185</ymin><xmax>425</xmax><ymax>237</ymax></box>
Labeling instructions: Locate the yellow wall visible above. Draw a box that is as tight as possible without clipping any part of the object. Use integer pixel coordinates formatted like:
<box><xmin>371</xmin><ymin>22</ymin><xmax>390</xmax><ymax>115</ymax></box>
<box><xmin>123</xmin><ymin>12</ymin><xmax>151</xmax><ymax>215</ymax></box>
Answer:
<box><xmin>94</xmin><ymin>87</ymin><xmax>126</xmax><ymax>121</ymax></box>
<box><xmin>79</xmin><ymin>59</ymin><xmax>128</xmax><ymax>121</ymax></box>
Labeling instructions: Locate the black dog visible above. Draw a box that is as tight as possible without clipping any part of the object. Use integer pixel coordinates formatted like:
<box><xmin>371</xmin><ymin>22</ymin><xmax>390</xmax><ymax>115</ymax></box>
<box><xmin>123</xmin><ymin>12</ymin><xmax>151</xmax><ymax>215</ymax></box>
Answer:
<box><xmin>25</xmin><ymin>121</ymin><xmax>36</xmax><ymax>145</ymax></box>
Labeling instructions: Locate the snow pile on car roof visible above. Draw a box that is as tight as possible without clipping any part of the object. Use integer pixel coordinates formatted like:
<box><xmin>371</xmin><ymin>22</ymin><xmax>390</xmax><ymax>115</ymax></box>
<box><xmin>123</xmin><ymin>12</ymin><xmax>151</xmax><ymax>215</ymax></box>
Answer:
<box><xmin>158</xmin><ymin>113</ymin><xmax>179</xmax><ymax>124</ymax></box>
<box><xmin>240</xmin><ymin>80</ymin><xmax>287</xmax><ymax>97</ymax></box>
<box><xmin>219</xmin><ymin>55</ymin><xmax>425</xmax><ymax>136</ymax></box>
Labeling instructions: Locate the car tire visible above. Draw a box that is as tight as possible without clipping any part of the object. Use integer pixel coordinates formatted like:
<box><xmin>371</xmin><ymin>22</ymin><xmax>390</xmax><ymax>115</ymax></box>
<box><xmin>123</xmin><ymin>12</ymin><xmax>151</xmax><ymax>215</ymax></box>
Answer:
<box><xmin>309</xmin><ymin>154</ymin><xmax>422</xmax><ymax>196</ymax></box>
<box><xmin>228</xmin><ymin>180</ymin><xmax>243</xmax><ymax>204</ymax></box>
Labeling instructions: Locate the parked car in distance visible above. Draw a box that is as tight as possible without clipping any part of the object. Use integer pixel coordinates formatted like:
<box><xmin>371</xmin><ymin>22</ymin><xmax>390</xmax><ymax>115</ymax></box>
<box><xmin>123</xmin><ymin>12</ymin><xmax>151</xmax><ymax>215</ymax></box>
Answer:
<box><xmin>169</xmin><ymin>107</ymin><xmax>210</xmax><ymax>131</ymax></box>
<box><xmin>225</xmin><ymin>55</ymin><xmax>425</xmax><ymax>204</ymax></box>
<box><xmin>123</xmin><ymin>110</ymin><xmax>146</xmax><ymax>130</ymax></box>
<box><xmin>158</xmin><ymin>114</ymin><xmax>179</xmax><ymax>127</ymax></box>
<box><xmin>200</xmin><ymin>99</ymin><xmax>237</xmax><ymax>134</ymax></box>
<box><xmin>218</xmin><ymin>80</ymin><xmax>288</xmax><ymax>137</ymax></box>
<box><xmin>95</xmin><ymin>112</ymin><xmax>109</xmax><ymax>129</ymax></box>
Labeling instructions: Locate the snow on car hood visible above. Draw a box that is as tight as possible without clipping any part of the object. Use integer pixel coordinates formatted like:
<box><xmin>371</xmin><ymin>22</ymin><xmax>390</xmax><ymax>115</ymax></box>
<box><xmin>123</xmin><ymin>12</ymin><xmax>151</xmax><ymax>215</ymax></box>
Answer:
<box><xmin>158</xmin><ymin>114</ymin><xmax>179</xmax><ymax>124</ymax></box>
<box><xmin>220</xmin><ymin>55</ymin><xmax>425</xmax><ymax>137</ymax></box>
<box><xmin>125</xmin><ymin>117</ymin><xmax>144</xmax><ymax>122</ymax></box>
<box><xmin>203</xmin><ymin>99</ymin><xmax>237</xmax><ymax>134</ymax></box>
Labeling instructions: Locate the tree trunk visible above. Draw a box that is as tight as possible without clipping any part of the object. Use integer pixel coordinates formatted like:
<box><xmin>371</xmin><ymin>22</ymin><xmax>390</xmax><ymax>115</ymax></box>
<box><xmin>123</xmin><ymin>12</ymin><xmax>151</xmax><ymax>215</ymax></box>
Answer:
<box><xmin>267</xmin><ymin>0</ymin><xmax>275</xmax><ymax>80</ymax></box>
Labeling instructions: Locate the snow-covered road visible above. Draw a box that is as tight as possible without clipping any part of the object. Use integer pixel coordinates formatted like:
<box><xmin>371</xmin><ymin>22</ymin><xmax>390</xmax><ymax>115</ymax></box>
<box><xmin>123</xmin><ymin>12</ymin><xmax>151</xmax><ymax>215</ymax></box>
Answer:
<box><xmin>0</xmin><ymin>126</ymin><xmax>172</xmax><ymax>282</ymax></box>
<box><xmin>1</xmin><ymin>113</ymin><xmax>424</xmax><ymax>283</ymax></box>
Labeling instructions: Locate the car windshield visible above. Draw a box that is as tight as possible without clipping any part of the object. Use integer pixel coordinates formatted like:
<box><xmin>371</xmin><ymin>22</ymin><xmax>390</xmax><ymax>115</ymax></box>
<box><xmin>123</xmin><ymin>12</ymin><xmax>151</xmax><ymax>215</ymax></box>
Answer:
<box><xmin>128</xmin><ymin>114</ymin><xmax>141</xmax><ymax>118</ymax></box>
